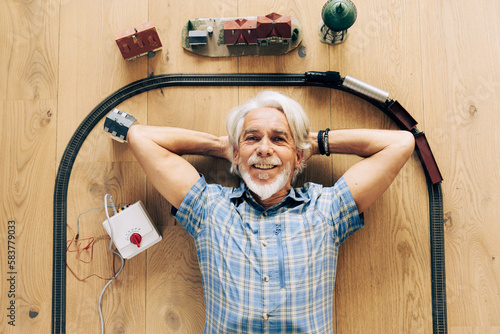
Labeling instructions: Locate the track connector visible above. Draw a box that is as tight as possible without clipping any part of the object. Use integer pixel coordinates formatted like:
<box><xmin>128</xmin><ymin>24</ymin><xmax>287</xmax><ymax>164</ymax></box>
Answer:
<box><xmin>304</xmin><ymin>71</ymin><xmax>342</xmax><ymax>86</ymax></box>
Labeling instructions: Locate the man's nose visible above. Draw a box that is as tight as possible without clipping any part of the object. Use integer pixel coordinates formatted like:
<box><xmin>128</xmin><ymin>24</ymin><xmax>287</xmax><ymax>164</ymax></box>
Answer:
<box><xmin>257</xmin><ymin>137</ymin><xmax>273</xmax><ymax>156</ymax></box>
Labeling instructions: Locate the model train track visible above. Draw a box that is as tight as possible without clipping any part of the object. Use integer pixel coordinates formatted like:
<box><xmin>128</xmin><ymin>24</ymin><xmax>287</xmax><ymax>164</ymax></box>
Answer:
<box><xmin>53</xmin><ymin>72</ymin><xmax>446</xmax><ymax>333</ymax></box>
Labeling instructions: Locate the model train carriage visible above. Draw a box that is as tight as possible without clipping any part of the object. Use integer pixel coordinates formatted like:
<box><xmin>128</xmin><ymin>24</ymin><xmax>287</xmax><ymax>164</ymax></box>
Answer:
<box><xmin>224</xmin><ymin>13</ymin><xmax>292</xmax><ymax>46</ymax></box>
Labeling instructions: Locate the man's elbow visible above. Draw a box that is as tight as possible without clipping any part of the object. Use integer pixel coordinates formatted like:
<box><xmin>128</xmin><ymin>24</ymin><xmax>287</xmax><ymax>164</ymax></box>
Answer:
<box><xmin>398</xmin><ymin>130</ymin><xmax>415</xmax><ymax>160</ymax></box>
<box><xmin>126</xmin><ymin>124</ymin><xmax>148</xmax><ymax>154</ymax></box>
<box><xmin>127</xmin><ymin>124</ymin><xmax>143</xmax><ymax>144</ymax></box>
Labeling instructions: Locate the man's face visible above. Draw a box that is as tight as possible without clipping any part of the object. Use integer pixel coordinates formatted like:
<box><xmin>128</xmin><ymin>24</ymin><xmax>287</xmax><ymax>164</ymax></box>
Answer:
<box><xmin>233</xmin><ymin>108</ymin><xmax>303</xmax><ymax>200</ymax></box>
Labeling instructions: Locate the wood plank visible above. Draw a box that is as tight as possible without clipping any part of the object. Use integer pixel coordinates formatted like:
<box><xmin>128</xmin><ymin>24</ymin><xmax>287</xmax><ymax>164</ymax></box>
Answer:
<box><xmin>0</xmin><ymin>1</ymin><xmax>59</xmax><ymax>332</ymax></box>
<box><xmin>146</xmin><ymin>226</ymin><xmax>205</xmax><ymax>333</ymax></box>
<box><xmin>57</xmin><ymin>0</ymin><xmax>150</xmax><ymax>332</ymax></box>
<box><xmin>419</xmin><ymin>0</ymin><xmax>500</xmax><ymax>330</ymax></box>
<box><xmin>0</xmin><ymin>0</ymin><xmax>59</xmax><ymax>100</ymax></box>
<box><xmin>57</xmin><ymin>0</ymin><xmax>148</xmax><ymax>162</ymax></box>
<box><xmin>330</xmin><ymin>0</ymin><xmax>432</xmax><ymax>332</ymax></box>
<box><xmin>0</xmin><ymin>100</ymin><xmax>57</xmax><ymax>333</ymax></box>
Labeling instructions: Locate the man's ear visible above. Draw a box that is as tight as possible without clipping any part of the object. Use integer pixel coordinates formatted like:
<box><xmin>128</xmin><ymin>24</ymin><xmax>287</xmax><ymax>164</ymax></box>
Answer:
<box><xmin>232</xmin><ymin>146</ymin><xmax>240</xmax><ymax>165</ymax></box>
<box><xmin>294</xmin><ymin>149</ymin><xmax>305</xmax><ymax>169</ymax></box>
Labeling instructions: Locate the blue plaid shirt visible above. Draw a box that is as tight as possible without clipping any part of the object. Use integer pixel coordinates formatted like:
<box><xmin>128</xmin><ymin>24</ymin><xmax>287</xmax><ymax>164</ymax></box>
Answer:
<box><xmin>175</xmin><ymin>175</ymin><xmax>364</xmax><ymax>333</ymax></box>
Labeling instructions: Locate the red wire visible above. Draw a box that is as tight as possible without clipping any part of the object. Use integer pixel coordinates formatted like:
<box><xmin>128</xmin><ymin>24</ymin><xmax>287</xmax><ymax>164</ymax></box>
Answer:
<box><xmin>66</xmin><ymin>204</ymin><xmax>130</xmax><ymax>281</ymax></box>
<box><xmin>66</xmin><ymin>223</ymin><xmax>117</xmax><ymax>281</ymax></box>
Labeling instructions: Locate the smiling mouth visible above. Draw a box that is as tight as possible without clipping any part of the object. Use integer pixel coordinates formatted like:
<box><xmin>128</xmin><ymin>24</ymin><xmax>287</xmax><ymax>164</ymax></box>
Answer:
<box><xmin>253</xmin><ymin>164</ymin><xmax>277</xmax><ymax>170</ymax></box>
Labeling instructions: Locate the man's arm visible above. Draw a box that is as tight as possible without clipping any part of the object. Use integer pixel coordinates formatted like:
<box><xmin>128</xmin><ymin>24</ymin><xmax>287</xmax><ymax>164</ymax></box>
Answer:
<box><xmin>309</xmin><ymin>129</ymin><xmax>415</xmax><ymax>214</ymax></box>
<box><xmin>127</xmin><ymin>125</ymin><xmax>230</xmax><ymax>209</ymax></box>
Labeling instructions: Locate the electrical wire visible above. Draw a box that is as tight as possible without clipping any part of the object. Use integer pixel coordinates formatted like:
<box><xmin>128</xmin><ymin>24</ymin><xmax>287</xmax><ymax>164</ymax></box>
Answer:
<box><xmin>66</xmin><ymin>203</ymin><xmax>131</xmax><ymax>281</ymax></box>
<box><xmin>75</xmin><ymin>205</ymin><xmax>115</xmax><ymax>239</ymax></box>
<box><xmin>98</xmin><ymin>194</ymin><xmax>126</xmax><ymax>334</ymax></box>
<box><xmin>66</xmin><ymin>224</ymin><xmax>115</xmax><ymax>281</ymax></box>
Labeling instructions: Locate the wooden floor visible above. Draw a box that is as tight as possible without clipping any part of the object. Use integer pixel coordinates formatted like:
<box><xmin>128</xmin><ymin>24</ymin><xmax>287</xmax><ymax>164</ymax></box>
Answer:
<box><xmin>1</xmin><ymin>0</ymin><xmax>499</xmax><ymax>332</ymax></box>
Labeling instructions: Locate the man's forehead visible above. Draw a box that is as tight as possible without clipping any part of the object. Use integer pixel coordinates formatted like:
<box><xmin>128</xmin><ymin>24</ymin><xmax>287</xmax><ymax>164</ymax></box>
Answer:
<box><xmin>243</xmin><ymin>127</ymin><xmax>290</xmax><ymax>136</ymax></box>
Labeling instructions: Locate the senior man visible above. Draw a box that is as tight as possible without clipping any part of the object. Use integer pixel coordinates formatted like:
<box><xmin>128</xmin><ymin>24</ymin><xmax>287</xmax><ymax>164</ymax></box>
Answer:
<box><xmin>127</xmin><ymin>90</ymin><xmax>415</xmax><ymax>333</ymax></box>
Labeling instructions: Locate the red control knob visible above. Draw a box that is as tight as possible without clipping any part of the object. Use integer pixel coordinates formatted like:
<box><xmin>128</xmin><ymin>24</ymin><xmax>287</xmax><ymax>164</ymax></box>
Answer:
<box><xmin>130</xmin><ymin>233</ymin><xmax>142</xmax><ymax>247</ymax></box>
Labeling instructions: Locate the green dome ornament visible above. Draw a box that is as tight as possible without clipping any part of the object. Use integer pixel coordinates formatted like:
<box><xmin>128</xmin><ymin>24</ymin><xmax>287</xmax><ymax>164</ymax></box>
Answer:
<box><xmin>319</xmin><ymin>0</ymin><xmax>357</xmax><ymax>45</ymax></box>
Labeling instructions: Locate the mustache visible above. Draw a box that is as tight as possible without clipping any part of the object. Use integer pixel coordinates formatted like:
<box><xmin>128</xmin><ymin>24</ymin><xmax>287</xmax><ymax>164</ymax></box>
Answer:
<box><xmin>247</xmin><ymin>154</ymin><xmax>282</xmax><ymax>166</ymax></box>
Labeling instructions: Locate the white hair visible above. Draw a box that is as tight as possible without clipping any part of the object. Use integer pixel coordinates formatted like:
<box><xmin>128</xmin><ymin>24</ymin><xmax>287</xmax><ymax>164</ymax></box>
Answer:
<box><xmin>226</xmin><ymin>90</ymin><xmax>311</xmax><ymax>181</ymax></box>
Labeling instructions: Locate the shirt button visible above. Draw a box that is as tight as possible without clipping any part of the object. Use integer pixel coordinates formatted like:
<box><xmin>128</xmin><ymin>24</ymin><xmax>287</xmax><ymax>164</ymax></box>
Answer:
<box><xmin>263</xmin><ymin>313</ymin><xmax>269</xmax><ymax>320</ymax></box>
<box><xmin>261</xmin><ymin>241</ymin><xmax>268</xmax><ymax>247</ymax></box>
<box><xmin>263</xmin><ymin>276</ymin><xmax>269</xmax><ymax>282</ymax></box>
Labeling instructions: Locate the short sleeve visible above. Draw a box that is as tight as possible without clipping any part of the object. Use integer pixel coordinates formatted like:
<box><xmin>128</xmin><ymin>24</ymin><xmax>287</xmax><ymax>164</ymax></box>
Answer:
<box><xmin>329</xmin><ymin>176</ymin><xmax>365</xmax><ymax>244</ymax></box>
<box><xmin>174</xmin><ymin>175</ymin><xmax>212</xmax><ymax>237</ymax></box>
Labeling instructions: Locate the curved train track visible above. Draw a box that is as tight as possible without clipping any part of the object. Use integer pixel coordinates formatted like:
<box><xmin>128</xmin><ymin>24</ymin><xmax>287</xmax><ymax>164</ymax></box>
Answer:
<box><xmin>53</xmin><ymin>72</ymin><xmax>446</xmax><ymax>333</ymax></box>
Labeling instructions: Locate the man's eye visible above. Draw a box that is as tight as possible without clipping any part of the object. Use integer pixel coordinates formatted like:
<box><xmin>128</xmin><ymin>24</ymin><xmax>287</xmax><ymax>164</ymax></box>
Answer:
<box><xmin>274</xmin><ymin>137</ymin><xmax>285</xmax><ymax>142</ymax></box>
<box><xmin>246</xmin><ymin>136</ymin><xmax>258</xmax><ymax>141</ymax></box>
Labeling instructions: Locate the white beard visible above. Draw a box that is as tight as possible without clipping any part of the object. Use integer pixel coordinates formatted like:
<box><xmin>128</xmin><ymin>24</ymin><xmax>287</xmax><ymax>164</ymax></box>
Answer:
<box><xmin>239</xmin><ymin>155</ymin><xmax>292</xmax><ymax>201</ymax></box>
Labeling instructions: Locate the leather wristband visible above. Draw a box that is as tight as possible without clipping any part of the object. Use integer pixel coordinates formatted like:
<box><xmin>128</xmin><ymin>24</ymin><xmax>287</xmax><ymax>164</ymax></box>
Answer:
<box><xmin>323</xmin><ymin>128</ymin><xmax>330</xmax><ymax>156</ymax></box>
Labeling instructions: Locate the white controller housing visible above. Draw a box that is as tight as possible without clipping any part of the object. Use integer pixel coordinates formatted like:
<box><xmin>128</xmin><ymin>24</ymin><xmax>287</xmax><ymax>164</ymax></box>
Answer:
<box><xmin>102</xmin><ymin>201</ymin><xmax>162</xmax><ymax>259</ymax></box>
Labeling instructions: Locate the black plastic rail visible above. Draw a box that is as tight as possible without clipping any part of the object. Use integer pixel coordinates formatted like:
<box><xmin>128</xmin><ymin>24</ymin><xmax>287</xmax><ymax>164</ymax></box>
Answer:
<box><xmin>53</xmin><ymin>72</ymin><xmax>446</xmax><ymax>333</ymax></box>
